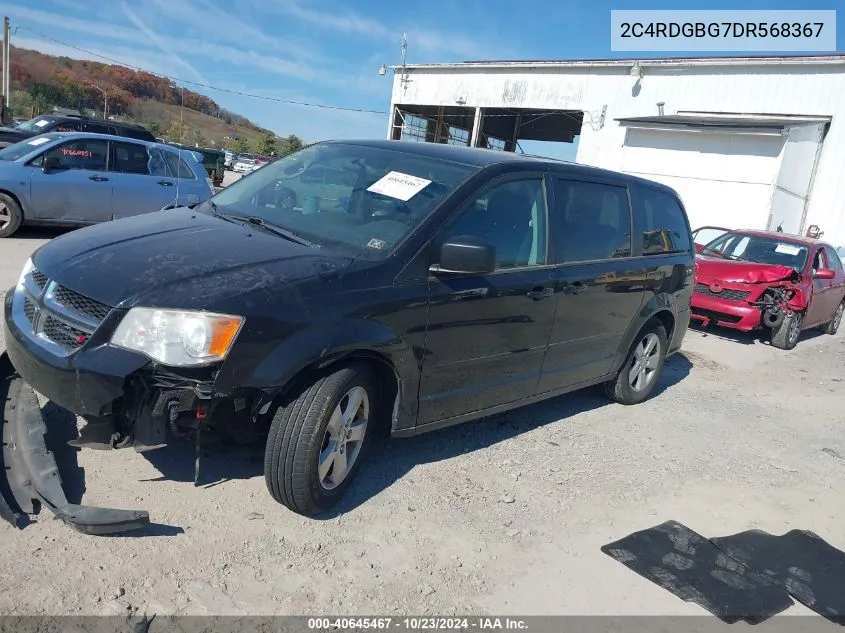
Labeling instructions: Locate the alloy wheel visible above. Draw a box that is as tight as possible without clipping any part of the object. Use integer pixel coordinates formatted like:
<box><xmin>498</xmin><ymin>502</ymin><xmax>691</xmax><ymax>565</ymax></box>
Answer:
<box><xmin>628</xmin><ymin>333</ymin><xmax>661</xmax><ymax>392</ymax></box>
<box><xmin>318</xmin><ymin>386</ymin><xmax>369</xmax><ymax>491</ymax></box>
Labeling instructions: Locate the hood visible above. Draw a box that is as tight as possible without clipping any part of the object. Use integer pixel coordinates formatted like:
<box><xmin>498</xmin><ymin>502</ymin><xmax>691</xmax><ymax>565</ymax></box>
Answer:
<box><xmin>0</xmin><ymin>126</ymin><xmax>26</xmax><ymax>140</ymax></box>
<box><xmin>695</xmin><ymin>254</ymin><xmax>797</xmax><ymax>284</ymax></box>
<box><xmin>32</xmin><ymin>207</ymin><xmax>354</xmax><ymax>309</ymax></box>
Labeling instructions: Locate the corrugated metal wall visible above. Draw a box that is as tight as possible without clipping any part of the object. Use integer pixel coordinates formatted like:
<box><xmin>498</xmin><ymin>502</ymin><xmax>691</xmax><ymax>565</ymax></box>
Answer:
<box><xmin>391</xmin><ymin>63</ymin><xmax>845</xmax><ymax>250</ymax></box>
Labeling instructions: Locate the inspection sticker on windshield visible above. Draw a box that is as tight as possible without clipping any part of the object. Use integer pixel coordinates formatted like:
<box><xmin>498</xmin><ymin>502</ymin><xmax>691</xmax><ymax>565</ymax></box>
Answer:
<box><xmin>28</xmin><ymin>137</ymin><xmax>50</xmax><ymax>146</ymax></box>
<box><xmin>775</xmin><ymin>243</ymin><xmax>801</xmax><ymax>255</ymax></box>
<box><xmin>367</xmin><ymin>238</ymin><xmax>387</xmax><ymax>250</ymax></box>
<box><xmin>34</xmin><ymin>119</ymin><xmax>49</xmax><ymax>128</ymax></box>
<box><xmin>367</xmin><ymin>171</ymin><xmax>431</xmax><ymax>202</ymax></box>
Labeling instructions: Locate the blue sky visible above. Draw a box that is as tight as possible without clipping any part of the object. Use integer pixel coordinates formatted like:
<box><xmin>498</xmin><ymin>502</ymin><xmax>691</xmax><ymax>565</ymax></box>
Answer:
<box><xmin>5</xmin><ymin>0</ymin><xmax>844</xmax><ymax>162</ymax></box>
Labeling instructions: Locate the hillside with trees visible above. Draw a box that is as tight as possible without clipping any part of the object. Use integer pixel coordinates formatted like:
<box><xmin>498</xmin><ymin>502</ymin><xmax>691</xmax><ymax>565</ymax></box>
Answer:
<box><xmin>7</xmin><ymin>45</ymin><xmax>303</xmax><ymax>154</ymax></box>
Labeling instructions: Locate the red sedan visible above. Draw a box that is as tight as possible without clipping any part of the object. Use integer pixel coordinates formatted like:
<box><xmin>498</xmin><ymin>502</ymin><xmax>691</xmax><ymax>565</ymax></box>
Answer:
<box><xmin>691</xmin><ymin>229</ymin><xmax>845</xmax><ymax>349</ymax></box>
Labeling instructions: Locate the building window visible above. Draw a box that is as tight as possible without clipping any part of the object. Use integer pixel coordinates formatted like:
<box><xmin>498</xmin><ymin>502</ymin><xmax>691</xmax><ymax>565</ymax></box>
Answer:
<box><xmin>400</xmin><ymin>114</ymin><xmax>428</xmax><ymax>143</ymax></box>
<box><xmin>447</xmin><ymin>126</ymin><xmax>469</xmax><ymax>146</ymax></box>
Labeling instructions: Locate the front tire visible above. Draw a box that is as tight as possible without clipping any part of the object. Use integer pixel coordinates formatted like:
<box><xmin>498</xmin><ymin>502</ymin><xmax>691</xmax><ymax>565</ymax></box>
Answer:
<box><xmin>264</xmin><ymin>363</ymin><xmax>377</xmax><ymax>516</ymax></box>
<box><xmin>771</xmin><ymin>310</ymin><xmax>803</xmax><ymax>350</ymax></box>
<box><xmin>0</xmin><ymin>193</ymin><xmax>22</xmax><ymax>238</ymax></box>
<box><xmin>604</xmin><ymin>321</ymin><xmax>668</xmax><ymax>405</ymax></box>
<box><xmin>821</xmin><ymin>301</ymin><xmax>844</xmax><ymax>335</ymax></box>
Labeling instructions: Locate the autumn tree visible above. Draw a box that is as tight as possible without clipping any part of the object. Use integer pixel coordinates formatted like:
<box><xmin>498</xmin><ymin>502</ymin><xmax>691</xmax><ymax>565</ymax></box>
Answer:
<box><xmin>258</xmin><ymin>132</ymin><xmax>277</xmax><ymax>156</ymax></box>
<box><xmin>280</xmin><ymin>134</ymin><xmax>304</xmax><ymax>156</ymax></box>
<box><xmin>232</xmin><ymin>137</ymin><xmax>251</xmax><ymax>154</ymax></box>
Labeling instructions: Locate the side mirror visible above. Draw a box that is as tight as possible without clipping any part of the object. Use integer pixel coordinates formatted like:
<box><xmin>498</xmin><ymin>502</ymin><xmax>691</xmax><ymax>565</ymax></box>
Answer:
<box><xmin>430</xmin><ymin>236</ymin><xmax>496</xmax><ymax>275</ymax></box>
<box><xmin>42</xmin><ymin>155</ymin><xmax>60</xmax><ymax>173</ymax></box>
<box><xmin>694</xmin><ymin>243</ymin><xmax>704</xmax><ymax>252</ymax></box>
<box><xmin>814</xmin><ymin>268</ymin><xmax>835</xmax><ymax>280</ymax></box>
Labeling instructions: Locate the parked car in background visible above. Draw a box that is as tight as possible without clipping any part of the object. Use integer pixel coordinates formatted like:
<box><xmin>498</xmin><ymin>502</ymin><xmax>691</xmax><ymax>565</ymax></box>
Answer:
<box><xmin>692</xmin><ymin>225</ymin><xmax>730</xmax><ymax>251</ymax></box>
<box><xmin>0</xmin><ymin>114</ymin><xmax>156</xmax><ymax>148</ymax></box>
<box><xmin>233</xmin><ymin>157</ymin><xmax>256</xmax><ymax>173</ymax></box>
<box><xmin>691</xmin><ymin>229</ymin><xmax>845</xmax><ymax>349</ymax></box>
<box><xmin>2</xmin><ymin>140</ymin><xmax>694</xmax><ymax>522</ymax></box>
<box><xmin>224</xmin><ymin>151</ymin><xmax>236</xmax><ymax>170</ymax></box>
<box><xmin>0</xmin><ymin>132</ymin><xmax>212</xmax><ymax>238</ymax></box>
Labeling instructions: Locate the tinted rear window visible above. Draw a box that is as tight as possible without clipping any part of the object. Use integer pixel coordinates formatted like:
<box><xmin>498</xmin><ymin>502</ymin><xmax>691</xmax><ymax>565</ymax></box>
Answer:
<box><xmin>635</xmin><ymin>186</ymin><xmax>692</xmax><ymax>255</ymax></box>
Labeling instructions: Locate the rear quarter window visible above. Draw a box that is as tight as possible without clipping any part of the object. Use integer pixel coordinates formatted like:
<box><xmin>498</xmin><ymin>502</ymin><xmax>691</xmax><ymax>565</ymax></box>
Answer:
<box><xmin>162</xmin><ymin>151</ymin><xmax>198</xmax><ymax>179</ymax></box>
<box><xmin>633</xmin><ymin>186</ymin><xmax>692</xmax><ymax>255</ymax></box>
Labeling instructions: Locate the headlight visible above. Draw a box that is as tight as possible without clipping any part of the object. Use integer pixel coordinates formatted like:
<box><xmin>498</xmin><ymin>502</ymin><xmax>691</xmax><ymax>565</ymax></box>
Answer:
<box><xmin>110</xmin><ymin>307</ymin><xmax>244</xmax><ymax>366</ymax></box>
<box><xmin>16</xmin><ymin>257</ymin><xmax>34</xmax><ymax>292</ymax></box>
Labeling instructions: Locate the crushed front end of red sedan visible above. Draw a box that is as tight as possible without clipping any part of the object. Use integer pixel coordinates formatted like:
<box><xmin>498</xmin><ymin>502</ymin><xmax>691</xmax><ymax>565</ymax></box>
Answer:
<box><xmin>690</xmin><ymin>229</ymin><xmax>845</xmax><ymax>349</ymax></box>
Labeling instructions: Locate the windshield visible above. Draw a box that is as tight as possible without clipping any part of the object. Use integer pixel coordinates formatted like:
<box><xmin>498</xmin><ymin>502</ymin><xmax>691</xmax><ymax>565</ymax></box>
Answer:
<box><xmin>208</xmin><ymin>142</ymin><xmax>477</xmax><ymax>258</ymax></box>
<box><xmin>702</xmin><ymin>232</ymin><xmax>809</xmax><ymax>271</ymax></box>
<box><xmin>0</xmin><ymin>134</ymin><xmax>60</xmax><ymax>161</ymax></box>
<box><xmin>14</xmin><ymin>116</ymin><xmax>55</xmax><ymax>132</ymax></box>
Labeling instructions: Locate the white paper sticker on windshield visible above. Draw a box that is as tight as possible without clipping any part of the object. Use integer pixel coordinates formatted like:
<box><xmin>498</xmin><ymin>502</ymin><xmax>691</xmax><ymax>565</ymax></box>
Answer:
<box><xmin>775</xmin><ymin>243</ymin><xmax>801</xmax><ymax>255</ymax></box>
<box><xmin>34</xmin><ymin>119</ymin><xmax>49</xmax><ymax>128</ymax></box>
<box><xmin>367</xmin><ymin>171</ymin><xmax>431</xmax><ymax>202</ymax></box>
<box><xmin>28</xmin><ymin>137</ymin><xmax>50</xmax><ymax>146</ymax></box>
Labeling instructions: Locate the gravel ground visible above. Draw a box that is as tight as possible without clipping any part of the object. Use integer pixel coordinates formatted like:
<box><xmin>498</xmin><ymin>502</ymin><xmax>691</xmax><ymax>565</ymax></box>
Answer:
<box><xmin>1</xmin><ymin>230</ymin><xmax>843</xmax><ymax>617</ymax></box>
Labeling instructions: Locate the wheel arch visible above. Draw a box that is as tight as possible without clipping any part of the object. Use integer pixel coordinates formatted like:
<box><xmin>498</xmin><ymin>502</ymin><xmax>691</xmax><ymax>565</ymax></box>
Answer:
<box><xmin>610</xmin><ymin>296</ymin><xmax>677</xmax><ymax>375</ymax></box>
<box><xmin>0</xmin><ymin>188</ymin><xmax>25</xmax><ymax>220</ymax></box>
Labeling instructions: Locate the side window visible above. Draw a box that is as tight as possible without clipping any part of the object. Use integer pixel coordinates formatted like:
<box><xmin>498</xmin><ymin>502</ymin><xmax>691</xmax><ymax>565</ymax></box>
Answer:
<box><xmin>162</xmin><ymin>152</ymin><xmax>198</xmax><ymax>180</ymax></box>
<box><xmin>52</xmin><ymin>120</ymin><xmax>82</xmax><ymax>132</ymax></box>
<box><xmin>554</xmin><ymin>179</ymin><xmax>632</xmax><ymax>263</ymax></box>
<box><xmin>440</xmin><ymin>178</ymin><xmax>547</xmax><ymax>270</ymax></box>
<box><xmin>812</xmin><ymin>248</ymin><xmax>827</xmax><ymax>271</ymax></box>
<box><xmin>40</xmin><ymin>139</ymin><xmax>108</xmax><ymax>171</ymax></box>
<box><xmin>148</xmin><ymin>148</ymin><xmax>172</xmax><ymax>177</ymax></box>
<box><xmin>111</xmin><ymin>142</ymin><xmax>150</xmax><ymax>175</ymax></box>
<box><xmin>84</xmin><ymin>122</ymin><xmax>111</xmax><ymax>134</ymax></box>
<box><xmin>637</xmin><ymin>187</ymin><xmax>692</xmax><ymax>255</ymax></box>
<box><xmin>824</xmin><ymin>246</ymin><xmax>843</xmax><ymax>272</ymax></box>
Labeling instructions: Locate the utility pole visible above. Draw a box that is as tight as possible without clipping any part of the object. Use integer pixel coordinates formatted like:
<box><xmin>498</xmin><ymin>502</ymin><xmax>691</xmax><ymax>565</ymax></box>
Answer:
<box><xmin>2</xmin><ymin>17</ymin><xmax>9</xmax><ymax>114</ymax></box>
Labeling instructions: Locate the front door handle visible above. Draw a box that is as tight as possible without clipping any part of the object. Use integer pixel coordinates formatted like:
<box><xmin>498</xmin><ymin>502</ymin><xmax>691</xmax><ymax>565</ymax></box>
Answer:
<box><xmin>158</xmin><ymin>180</ymin><xmax>174</xmax><ymax>186</ymax></box>
<box><xmin>526</xmin><ymin>286</ymin><xmax>554</xmax><ymax>300</ymax></box>
<box><xmin>88</xmin><ymin>175</ymin><xmax>109</xmax><ymax>182</ymax></box>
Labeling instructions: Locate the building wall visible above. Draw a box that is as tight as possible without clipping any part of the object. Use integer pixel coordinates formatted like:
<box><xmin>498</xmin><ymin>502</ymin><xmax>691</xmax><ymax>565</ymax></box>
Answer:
<box><xmin>391</xmin><ymin>63</ymin><xmax>845</xmax><ymax>250</ymax></box>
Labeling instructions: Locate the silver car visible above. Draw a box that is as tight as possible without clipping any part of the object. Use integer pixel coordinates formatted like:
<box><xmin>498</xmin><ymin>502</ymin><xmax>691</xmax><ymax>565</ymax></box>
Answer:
<box><xmin>0</xmin><ymin>132</ymin><xmax>212</xmax><ymax>238</ymax></box>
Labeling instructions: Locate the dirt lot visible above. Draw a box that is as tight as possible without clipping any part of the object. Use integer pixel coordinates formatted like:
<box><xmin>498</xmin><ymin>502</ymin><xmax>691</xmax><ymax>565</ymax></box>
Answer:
<box><xmin>1</xmin><ymin>229</ymin><xmax>843</xmax><ymax>617</ymax></box>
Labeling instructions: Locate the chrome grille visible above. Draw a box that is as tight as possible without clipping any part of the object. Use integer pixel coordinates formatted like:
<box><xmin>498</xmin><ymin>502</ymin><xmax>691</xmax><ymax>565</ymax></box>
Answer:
<box><xmin>694</xmin><ymin>283</ymin><xmax>750</xmax><ymax>302</ymax></box>
<box><xmin>13</xmin><ymin>269</ymin><xmax>113</xmax><ymax>357</ymax></box>
<box><xmin>23</xmin><ymin>297</ymin><xmax>36</xmax><ymax>323</ymax></box>
<box><xmin>54</xmin><ymin>286</ymin><xmax>111</xmax><ymax>322</ymax></box>
<box><xmin>31</xmin><ymin>268</ymin><xmax>48</xmax><ymax>290</ymax></box>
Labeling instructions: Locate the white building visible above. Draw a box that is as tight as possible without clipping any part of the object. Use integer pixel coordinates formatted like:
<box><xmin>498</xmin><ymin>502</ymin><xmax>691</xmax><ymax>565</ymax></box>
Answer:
<box><xmin>385</xmin><ymin>55</ymin><xmax>845</xmax><ymax>253</ymax></box>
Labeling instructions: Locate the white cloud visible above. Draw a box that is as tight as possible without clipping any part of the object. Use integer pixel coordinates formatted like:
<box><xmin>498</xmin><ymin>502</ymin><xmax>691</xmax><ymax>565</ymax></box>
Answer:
<box><xmin>121</xmin><ymin>2</ymin><xmax>209</xmax><ymax>84</ymax></box>
<box><xmin>261</xmin><ymin>0</ymin><xmax>511</xmax><ymax>60</ymax></box>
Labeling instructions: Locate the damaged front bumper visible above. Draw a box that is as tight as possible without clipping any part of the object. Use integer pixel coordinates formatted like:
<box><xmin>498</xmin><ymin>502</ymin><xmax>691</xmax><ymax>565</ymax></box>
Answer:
<box><xmin>690</xmin><ymin>277</ymin><xmax>805</xmax><ymax>332</ymax></box>
<box><xmin>0</xmin><ymin>353</ymin><xmax>150</xmax><ymax>534</ymax></box>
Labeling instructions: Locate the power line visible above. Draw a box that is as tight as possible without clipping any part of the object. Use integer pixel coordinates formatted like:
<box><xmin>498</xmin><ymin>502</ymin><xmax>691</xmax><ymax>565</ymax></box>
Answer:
<box><xmin>14</xmin><ymin>25</ymin><xmax>590</xmax><ymax>123</ymax></box>
<box><xmin>15</xmin><ymin>25</ymin><xmax>389</xmax><ymax>115</ymax></box>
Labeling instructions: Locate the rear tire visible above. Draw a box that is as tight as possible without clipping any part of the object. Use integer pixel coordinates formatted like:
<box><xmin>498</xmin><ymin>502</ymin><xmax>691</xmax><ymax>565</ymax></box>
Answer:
<box><xmin>264</xmin><ymin>363</ymin><xmax>377</xmax><ymax>516</ymax></box>
<box><xmin>821</xmin><ymin>301</ymin><xmax>844</xmax><ymax>335</ymax></box>
<box><xmin>604</xmin><ymin>321</ymin><xmax>668</xmax><ymax>405</ymax></box>
<box><xmin>0</xmin><ymin>193</ymin><xmax>22</xmax><ymax>238</ymax></box>
<box><xmin>771</xmin><ymin>310</ymin><xmax>803</xmax><ymax>350</ymax></box>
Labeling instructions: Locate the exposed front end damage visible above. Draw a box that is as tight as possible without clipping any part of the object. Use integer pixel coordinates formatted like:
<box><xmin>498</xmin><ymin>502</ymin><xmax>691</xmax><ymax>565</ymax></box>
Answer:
<box><xmin>690</xmin><ymin>264</ymin><xmax>806</xmax><ymax>333</ymax></box>
<box><xmin>0</xmin><ymin>353</ymin><xmax>150</xmax><ymax>534</ymax></box>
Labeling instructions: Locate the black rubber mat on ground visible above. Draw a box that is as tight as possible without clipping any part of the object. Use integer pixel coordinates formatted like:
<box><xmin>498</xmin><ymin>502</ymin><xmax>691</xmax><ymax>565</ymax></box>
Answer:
<box><xmin>601</xmin><ymin>520</ymin><xmax>793</xmax><ymax>624</ymax></box>
<box><xmin>711</xmin><ymin>529</ymin><xmax>845</xmax><ymax>624</ymax></box>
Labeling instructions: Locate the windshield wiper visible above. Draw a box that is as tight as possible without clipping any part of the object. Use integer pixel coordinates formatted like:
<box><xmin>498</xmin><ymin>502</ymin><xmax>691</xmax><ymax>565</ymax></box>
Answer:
<box><xmin>244</xmin><ymin>216</ymin><xmax>318</xmax><ymax>248</ymax></box>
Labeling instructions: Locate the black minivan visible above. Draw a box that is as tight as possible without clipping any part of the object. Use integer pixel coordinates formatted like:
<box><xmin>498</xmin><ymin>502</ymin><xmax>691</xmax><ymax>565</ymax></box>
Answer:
<box><xmin>0</xmin><ymin>114</ymin><xmax>156</xmax><ymax>148</ymax></box>
<box><xmin>3</xmin><ymin>140</ymin><xmax>694</xmax><ymax>520</ymax></box>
